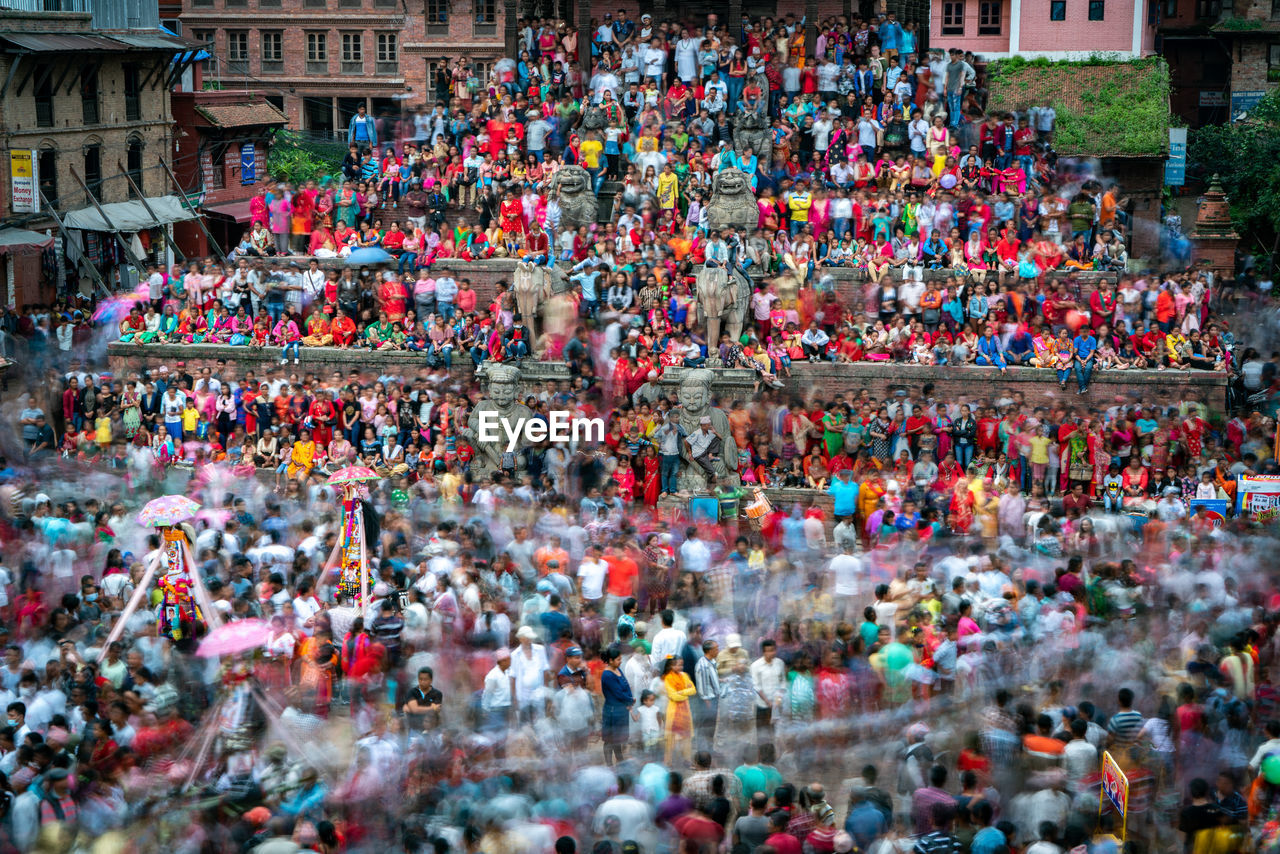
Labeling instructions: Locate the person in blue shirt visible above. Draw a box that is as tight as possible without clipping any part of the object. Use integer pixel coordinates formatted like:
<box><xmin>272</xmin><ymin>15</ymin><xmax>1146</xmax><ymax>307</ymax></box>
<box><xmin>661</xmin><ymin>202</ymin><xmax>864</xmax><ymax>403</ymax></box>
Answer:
<box><xmin>1005</xmin><ymin>328</ymin><xmax>1034</xmax><ymax>365</ymax></box>
<box><xmin>347</xmin><ymin>104</ymin><xmax>378</xmax><ymax>148</ymax></box>
<box><xmin>571</xmin><ymin>258</ymin><xmax>604</xmax><ymax>317</ymax></box>
<box><xmin>976</xmin><ymin>330</ymin><xmax>1007</xmax><ymax>372</ymax></box>
<box><xmin>827</xmin><ymin>469</ymin><xmax>860</xmax><ymax>518</ymax></box>
<box><xmin>879</xmin><ymin>13</ymin><xmax>903</xmax><ymax>56</ymax></box>
<box><xmin>1073</xmin><ymin>327</ymin><xmax>1098</xmax><ymax>393</ymax></box>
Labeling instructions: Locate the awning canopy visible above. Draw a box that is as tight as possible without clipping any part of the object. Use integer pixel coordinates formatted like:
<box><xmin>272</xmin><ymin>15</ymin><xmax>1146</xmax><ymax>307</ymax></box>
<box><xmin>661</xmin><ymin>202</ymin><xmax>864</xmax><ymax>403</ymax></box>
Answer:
<box><xmin>0</xmin><ymin>228</ymin><xmax>54</xmax><ymax>256</ymax></box>
<box><xmin>0</xmin><ymin>33</ymin><xmax>124</xmax><ymax>52</ymax></box>
<box><xmin>1</xmin><ymin>30</ymin><xmax>198</xmax><ymax>53</ymax></box>
<box><xmin>62</xmin><ymin>196</ymin><xmax>198</xmax><ymax>233</ymax></box>
<box><xmin>203</xmin><ymin>199</ymin><xmax>253</xmax><ymax>223</ymax></box>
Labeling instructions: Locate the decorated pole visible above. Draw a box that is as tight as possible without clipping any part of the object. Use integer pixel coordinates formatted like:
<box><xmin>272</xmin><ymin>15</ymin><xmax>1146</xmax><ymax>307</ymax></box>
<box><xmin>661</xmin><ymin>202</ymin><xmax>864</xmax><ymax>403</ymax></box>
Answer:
<box><xmin>327</xmin><ymin>466</ymin><xmax>380</xmax><ymax>608</ymax></box>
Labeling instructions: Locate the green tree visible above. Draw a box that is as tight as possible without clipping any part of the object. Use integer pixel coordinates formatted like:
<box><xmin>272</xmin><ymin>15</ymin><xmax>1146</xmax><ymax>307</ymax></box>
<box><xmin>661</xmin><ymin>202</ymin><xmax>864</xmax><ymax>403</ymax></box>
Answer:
<box><xmin>263</xmin><ymin>129</ymin><xmax>344</xmax><ymax>186</ymax></box>
<box><xmin>1188</xmin><ymin>90</ymin><xmax>1280</xmax><ymax>269</ymax></box>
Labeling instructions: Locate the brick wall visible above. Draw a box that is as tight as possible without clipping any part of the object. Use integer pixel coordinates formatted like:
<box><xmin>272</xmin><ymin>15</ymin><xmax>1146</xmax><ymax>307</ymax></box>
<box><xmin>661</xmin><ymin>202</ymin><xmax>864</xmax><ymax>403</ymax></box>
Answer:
<box><xmin>1230</xmin><ymin>38</ymin><xmax>1276</xmax><ymax>93</ymax></box>
<box><xmin>2</xmin><ymin>40</ymin><xmax>173</xmax><ymax>217</ymax></box>
<box><xmin>1017</xmin><ymin>0</ymin><xmax>1141</xmax><ymax>54</ymax></box>
<box><xmin>774</xmin><ymin>361</ymin><xmax>1225</xmax><ymax>410</ymax></box>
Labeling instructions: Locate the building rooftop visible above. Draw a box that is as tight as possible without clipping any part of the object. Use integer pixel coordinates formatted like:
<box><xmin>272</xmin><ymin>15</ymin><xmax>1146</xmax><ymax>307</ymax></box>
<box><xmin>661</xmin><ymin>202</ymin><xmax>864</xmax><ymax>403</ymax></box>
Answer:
<box><xmin>986</xmin><ymin>57</ymin><xmax>1171</xmax><ymax>158</ymax></box>
<box><xmin>195</xmin><ymin>100</ymin><xmax>288</xmax><ymax>128</ymax></box>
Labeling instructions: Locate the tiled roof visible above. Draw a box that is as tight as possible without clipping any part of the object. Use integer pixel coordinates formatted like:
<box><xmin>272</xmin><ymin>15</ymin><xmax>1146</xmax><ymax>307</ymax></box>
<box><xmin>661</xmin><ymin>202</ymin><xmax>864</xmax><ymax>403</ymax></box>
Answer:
<box><xmin>195</xmin><ymin>101</ymin><xmax>288</xmax><ymax>128</ymax></box>
<box><xmin>986</xmin><ymin>58</ymin><xmax>1171</xmax><ymax>157</ymax></box>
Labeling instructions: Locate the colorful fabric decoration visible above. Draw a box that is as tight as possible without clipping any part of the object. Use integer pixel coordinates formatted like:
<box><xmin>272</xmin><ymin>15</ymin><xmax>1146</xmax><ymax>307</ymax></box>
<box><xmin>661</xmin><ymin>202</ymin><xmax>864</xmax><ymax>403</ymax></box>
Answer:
<box><xmin>158</xmin><ymin>527</ymin><xmax>204</xmax><ymax>641</ymax></box>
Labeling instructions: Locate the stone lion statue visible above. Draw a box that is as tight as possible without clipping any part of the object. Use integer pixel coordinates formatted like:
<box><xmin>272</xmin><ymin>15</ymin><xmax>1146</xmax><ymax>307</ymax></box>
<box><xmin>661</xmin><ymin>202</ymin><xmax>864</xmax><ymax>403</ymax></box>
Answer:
<box><xmin>732</xmin><ymin>109</ymin><xmax>771</xmax><ymax>172</ymax></box>
<box><xmin>707</xmin><ymin>168</ymin><xmax>758</xmax><ymax>233</ymax></box>
<box><xmin>580</xmin><ymin>103</ymin><xmax>607</xmax><ymax>132</ymax></box>
<box><xmin>548</xmin><ymin>165</ymin><xmax>598</xmax><ymax>230</ymax></box>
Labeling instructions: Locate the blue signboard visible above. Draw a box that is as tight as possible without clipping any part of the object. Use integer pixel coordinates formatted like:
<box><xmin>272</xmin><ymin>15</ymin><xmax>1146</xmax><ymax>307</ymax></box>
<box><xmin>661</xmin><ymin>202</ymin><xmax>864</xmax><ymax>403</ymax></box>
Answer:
<box><xmin>1189</xmin><ymin>498</ymin><xmax>1229</xmax><ymax>527</ymax></box>
<box><xmin>1231</xmin><ymin>90</ymin><xmax>1266</xmax><ymax>123</ymax></box>
<box><xmin>1165</xmin><ymin>128</ymin><xmax>1186</xmax><ymax>186</ymax></box>
<box><xmin>240</xmin><ymin>142</ymin><xmax>256</xmax><ymax>185</ymax></box>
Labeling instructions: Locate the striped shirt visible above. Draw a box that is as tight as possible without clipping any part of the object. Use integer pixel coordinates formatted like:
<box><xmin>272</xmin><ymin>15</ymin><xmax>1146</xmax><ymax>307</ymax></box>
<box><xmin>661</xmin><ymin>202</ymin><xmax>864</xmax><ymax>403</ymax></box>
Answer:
<box><xmin>1107</xmin><ymin>709</ymin><xmax>1145</xmax><ymax>745</ymax></box>
<box><xmin>694</xmin><ymin>655</ymin><xmax>721</xmax><ymax>701</ymax></box>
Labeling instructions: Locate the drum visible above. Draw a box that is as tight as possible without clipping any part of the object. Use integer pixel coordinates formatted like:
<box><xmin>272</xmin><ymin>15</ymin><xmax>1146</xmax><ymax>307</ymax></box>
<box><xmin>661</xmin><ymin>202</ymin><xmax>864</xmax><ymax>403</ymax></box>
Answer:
<box><xmin>743</xmin><ymin>488</ymin><xmax>773</xmax><ymax>528</ymax></box>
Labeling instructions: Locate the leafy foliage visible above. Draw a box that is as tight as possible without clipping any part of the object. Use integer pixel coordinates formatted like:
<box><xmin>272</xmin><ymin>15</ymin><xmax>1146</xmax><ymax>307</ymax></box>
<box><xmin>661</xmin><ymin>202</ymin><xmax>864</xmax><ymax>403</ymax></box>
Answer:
<box><xmin>987</xmin><ymin>57</ymin><xmax>1170</xmax><ymax>157</ymax></box>
<box><xmin>263</xmin><ymin>130</ymin><xmax>345</xmax><ymax>186</ymax></box>
<box><xmin>1188</xmin><ymin>89</ymin><xmax>1280</xmax><ymax>265</ymax></box>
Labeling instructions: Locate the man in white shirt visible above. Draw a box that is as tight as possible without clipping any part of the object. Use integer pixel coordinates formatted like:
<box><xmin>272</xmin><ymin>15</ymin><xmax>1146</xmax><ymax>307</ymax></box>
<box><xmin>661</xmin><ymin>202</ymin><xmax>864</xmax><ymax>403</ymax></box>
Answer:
<box><xmin>801</xmin><ymin>322</ymin><xmax>830</xmax><ymax>360</ymax></box>
<box><xmin>649</xmin><ymin>609</ymin><xmax>687</xmax><ymax>666</ymax></box>
<box><xmin>641</xmin><ymin>38</ymin><xmax>666</xmax><ymax>85</ymax></box>
<box><xmin>750</xmin><ymin>639</ymin><xmax>785</xmax><ymax>730</ymax></box>
<box><xmin>480</xmin><ymin>649</ymin><xmax>513</xmax><ymax>734</ymax></box>
<box><xmin>301</xmin><ymin>260</ymin><xmax>326</xmax><ymax>311</ymax></box>
<box><xmin>509</xmin><ymin>626</ymin><xmax>551</xmax><ymax>721</ymax></box>
<box><xmin>678</xmin><ymin>528</ymin><xmax>711</xmax><ymax>574</ymax></box>
<box><xmin>577</xmin><ymin>545</ymin><xmax>609</xmax><ymax>611</ymax></box>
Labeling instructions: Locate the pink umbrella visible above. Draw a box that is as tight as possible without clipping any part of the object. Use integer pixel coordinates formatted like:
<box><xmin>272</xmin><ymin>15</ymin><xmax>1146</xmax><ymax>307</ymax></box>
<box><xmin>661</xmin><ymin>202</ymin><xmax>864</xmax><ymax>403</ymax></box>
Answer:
<box><xmin>328</xmin><ymin>465</ymin><xmax>380</xmax><ymax>487</ymax></box>
<box><xmin>137</xmin><ymin>495</ymin><xmax>201</xmax><ymax>528</ymax></box>
<box><xmin>196</xmin><ymin>618</ymin><xmax>271</xmax><ymax>658</ymax></box>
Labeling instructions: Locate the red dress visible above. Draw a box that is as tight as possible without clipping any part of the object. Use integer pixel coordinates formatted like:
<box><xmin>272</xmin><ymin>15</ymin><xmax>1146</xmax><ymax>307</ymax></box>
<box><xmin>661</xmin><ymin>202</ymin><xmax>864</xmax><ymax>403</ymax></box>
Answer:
<box><xmin>500</xmin><ymin>198</ymin><xmax>525</xmax><ymax>235</ymax></box>
<box><xmin>642</xmin><ymin>454</ymin><xmax>661</xmax><ymax>506</ymax></box>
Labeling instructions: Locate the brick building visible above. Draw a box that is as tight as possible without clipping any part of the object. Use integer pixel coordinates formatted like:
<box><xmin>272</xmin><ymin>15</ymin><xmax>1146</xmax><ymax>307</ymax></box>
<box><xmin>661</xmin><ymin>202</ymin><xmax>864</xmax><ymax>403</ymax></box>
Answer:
<box><xmin>170</xmin><ymin>88</ymin><xmax>288</xmax><ymax>258</ymax></box>
<box><xmin>931</xmin><ymin>0</ymin><xmax>1158</xmax><ymax>57</ymax></box>
<box><xmin>180</xmin><ymin>0</ymin><xmax>514</xmax><ymax>137</ymax></box>
<box><xmin>1211</xmin><ymin>0</ymin><xmax>1280</xmax><ymax>120</ymax></box>
<box><xmin>0</xmin><ymin>0</ymin><xmax>197</xmax><ymax>305</ymax></box>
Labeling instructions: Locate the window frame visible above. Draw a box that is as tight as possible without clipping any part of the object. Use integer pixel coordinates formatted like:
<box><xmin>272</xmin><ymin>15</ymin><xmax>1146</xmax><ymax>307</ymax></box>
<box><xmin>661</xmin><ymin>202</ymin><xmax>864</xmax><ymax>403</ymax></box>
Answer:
<box><xmin>426</xmin><ymin>0</ymin><xmax>448</xmax><ymax>32</ymax></box>
<box><xmin>341</xmin><ymin>31</ymin><xmax>364</xmax><ymax>74</ymax></box>
<box><xmin>83</xmin><ymin>144</ymin><xmax>103</xmax><ymax>201</ymax></box>
<box><xmin>1050</xmin><ymin>0</ymin><xmax>1067</xmax><ymax>19</ymax></box>
<box><xmin>261</xmin><ymin>30</ymin><xmax>284</xmax><ymax>73</ymax></box>
<box><xmin>34</xmin><ymin>64</ymin><xmax>55</xmax><ymax>128</ymax></box>
<box><xmin>941</xmin><ymin>0</ymin><xmax>966</xmax><ymax>34</ymax></box>
<box><xmin>1088</xmin><ymin>0</ymin><xmax>1105</xmax><ymax>19</ymax></box>
<box><xmin>123</xmin><ymin>63</ymin><xmax>142</xmax><ymax>122</ymax></box>
<box><xmin>37</xmin><ymin>147</ymin><xmax>57</xmax><ymax>208</ymax></box>
<box><xmin>307</xmin><ymin>31</ymin><xmax>329</xmax><ymax>75</ymax></box>
<box><xmin>126</xmin><ymin>137</ymin><xmax>144</xmax><ymax>198</ymax></box>
<box><xmin>473</xmin><ymin>0</ymin><xmax>496</xmax><ymax>35</ymax></box>
<box><xmin>978</xmin><ymin>0</ymin><xmax>1002</xmax><ymax>34</ymax></box>
<box><xmin>376</xmin><ymin>32</ymin><xmax>398</xmax><ymax>73</ymax></box>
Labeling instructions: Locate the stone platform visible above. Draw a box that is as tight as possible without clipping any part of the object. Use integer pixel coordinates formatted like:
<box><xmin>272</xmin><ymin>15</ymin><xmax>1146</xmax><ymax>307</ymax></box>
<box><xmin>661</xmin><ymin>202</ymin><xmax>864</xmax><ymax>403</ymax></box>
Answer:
<box><xmin>108</xmin><ymin>343</ymin><xmax>1224</xmax><ymax>412</ymax></box>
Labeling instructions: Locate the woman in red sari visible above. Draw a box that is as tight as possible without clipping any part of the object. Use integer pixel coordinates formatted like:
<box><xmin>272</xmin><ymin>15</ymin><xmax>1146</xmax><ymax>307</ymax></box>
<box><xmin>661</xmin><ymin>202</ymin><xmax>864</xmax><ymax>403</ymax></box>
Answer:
<box><xmin>949</xmin><ymin>472</ymin><xmax>975</xmax><ymax>534</ymax></box>
<box><xmin>613</xmin><ymin>452</ymin><xmax>636</xmax><ymax>502</ymax></box>
<box><xmin>641</xmin><ymin>444</ymin><xmax>661</xmax><ymax>506</ymax></box>
<box><xmin>379</xmin><ymin>275</ymin><xmax>409</xmax><ymax>322</ymax></box>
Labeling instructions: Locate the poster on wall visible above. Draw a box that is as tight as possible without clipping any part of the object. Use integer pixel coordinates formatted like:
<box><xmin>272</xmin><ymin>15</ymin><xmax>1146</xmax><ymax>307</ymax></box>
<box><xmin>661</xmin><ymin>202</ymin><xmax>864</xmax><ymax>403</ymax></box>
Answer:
<box><xmin>1189</xmin><ymin>499</ymin><xmax>1229</xmax><ymax>527</ymax></box>
<box><xmin>241</xmin><ymin>143</ymin><xmax>255</xmax><ymax>185</ymax></box>
<box><xmin>9</xmin><ymin>150</ymin><xmax>37</xmax><ymax>214</ymax></box>
<box><xmin>1236</xmin><ymin>474</ymin><xmax>1280</xmax><ymax>517</ymax></box>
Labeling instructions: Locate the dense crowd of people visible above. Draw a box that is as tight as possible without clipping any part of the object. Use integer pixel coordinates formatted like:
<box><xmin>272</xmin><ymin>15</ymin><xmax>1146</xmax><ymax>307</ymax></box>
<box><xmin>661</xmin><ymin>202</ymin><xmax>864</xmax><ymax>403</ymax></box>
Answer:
<box><xmin>95</xmin><ymin>10</ymin><xmax>1233</xmax><ymax>382</ymax></box>
<box><xmin>3</xmin><ymin>7</ymin><xmax>1280</xmax><ymax>854</ymax></box>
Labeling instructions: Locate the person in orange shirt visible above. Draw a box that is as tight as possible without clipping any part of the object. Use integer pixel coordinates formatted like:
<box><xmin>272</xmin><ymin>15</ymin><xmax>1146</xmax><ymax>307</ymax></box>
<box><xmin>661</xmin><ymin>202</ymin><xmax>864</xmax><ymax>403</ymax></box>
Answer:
<box><xmin>332</xmin><ymin>308</ymin><xmax>357</xmax><ymax>349</ymax></box>
<box><xmin>1155</xmin><ymin>286</ymin><xmax>1176</xmax><ymax>333</ymax></box>
<box><xmin>534</xmin><ymin>536</ymin><xmax>570</xmax><ymax>576</ymax></box>
<box><xmin>1022</xmin><ymin>714</ymin><xmax>1067</xmax><ymax>759</ymax></box>
<box><xmin>603</xmin><ymin>544</ymin><xmax>638</xmax><ymax>627</ymax></box>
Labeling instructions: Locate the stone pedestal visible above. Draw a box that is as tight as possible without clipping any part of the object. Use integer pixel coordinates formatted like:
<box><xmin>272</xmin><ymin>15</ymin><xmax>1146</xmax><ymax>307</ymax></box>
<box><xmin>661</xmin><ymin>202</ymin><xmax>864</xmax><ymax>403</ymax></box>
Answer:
<box><xmin>1190</xmin><ymin>174</ymin><xmax>1240</xmax><ymax>280</ymax></box>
